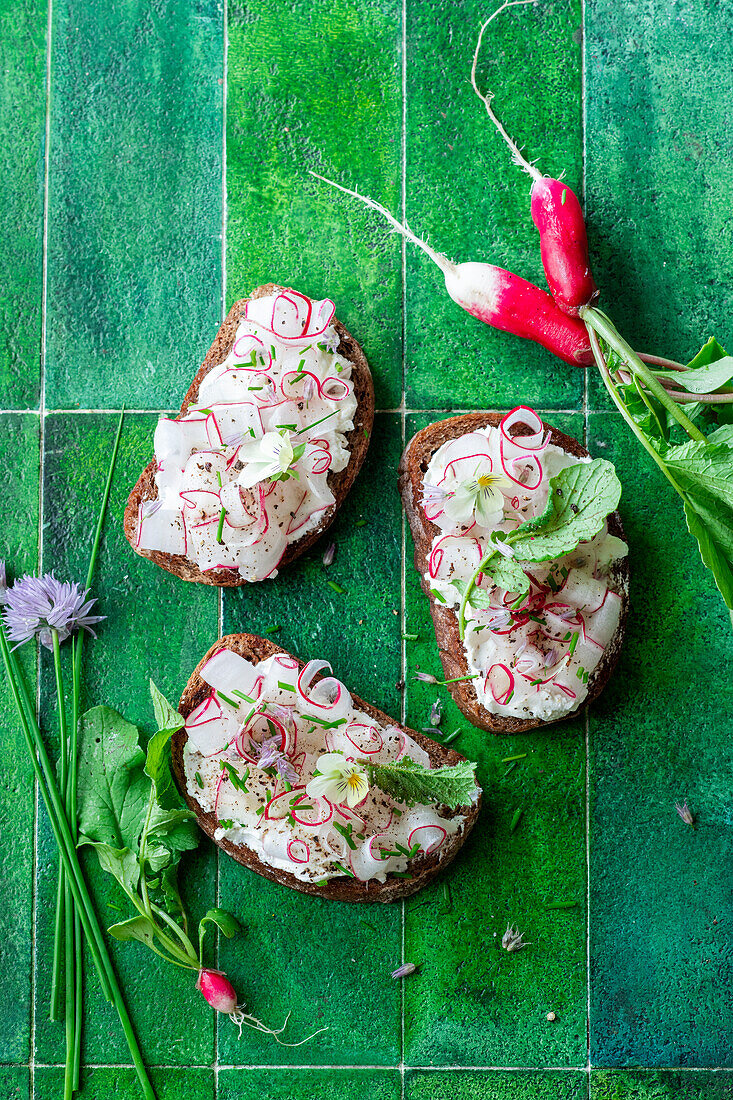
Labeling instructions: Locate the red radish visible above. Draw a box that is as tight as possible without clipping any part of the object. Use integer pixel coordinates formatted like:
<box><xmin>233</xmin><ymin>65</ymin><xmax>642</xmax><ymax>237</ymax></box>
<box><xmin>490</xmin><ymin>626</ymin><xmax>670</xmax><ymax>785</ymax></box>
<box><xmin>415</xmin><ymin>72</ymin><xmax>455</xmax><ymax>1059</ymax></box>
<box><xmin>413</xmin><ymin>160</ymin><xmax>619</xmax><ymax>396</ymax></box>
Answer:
<box><xmin>470</xmin><ymin>2</ymin><xmax>598</xmax><ymax>314</ymax></box>
<box><xmin>310</xmin><ymin>173</ymin><xmax>593</xmax><ymax>367</ymax></box>
<box><xmin>197</xmin><ymin>969</ymin><xmax>238</xmax><ymax>1015</ymax></box>
<box><xmin>529</xmin><ymin>178</ymin><xmax>598</xmax><ymax>315</ymax></box>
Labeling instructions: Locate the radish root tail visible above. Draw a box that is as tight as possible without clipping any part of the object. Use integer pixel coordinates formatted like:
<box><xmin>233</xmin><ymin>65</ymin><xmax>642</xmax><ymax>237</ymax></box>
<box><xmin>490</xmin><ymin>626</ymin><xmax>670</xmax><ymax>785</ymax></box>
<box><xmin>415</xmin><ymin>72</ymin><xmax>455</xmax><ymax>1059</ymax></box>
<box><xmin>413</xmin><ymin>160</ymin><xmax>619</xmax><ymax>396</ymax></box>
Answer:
<box><xmin>309</xmin><ymin>171</ymin><xmax>456</xmax><ymax>275</ymax></box>
<box><xmin>470</xmin><ymin>0</ymin><xmax>543</xmax><ymax>182</ymax></box>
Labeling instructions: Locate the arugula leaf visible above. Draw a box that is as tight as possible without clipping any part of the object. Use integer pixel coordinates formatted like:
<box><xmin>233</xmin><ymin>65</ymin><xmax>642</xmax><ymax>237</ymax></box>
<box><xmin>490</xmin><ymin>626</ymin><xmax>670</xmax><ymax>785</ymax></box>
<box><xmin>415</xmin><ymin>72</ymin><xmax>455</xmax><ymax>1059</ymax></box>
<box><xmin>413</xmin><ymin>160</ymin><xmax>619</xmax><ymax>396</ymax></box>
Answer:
<box><xmin>511</xmin><ymin>460</ymin><xmax>622</xmax><ymax>563</ymax></box>
<box><xmin>368</xmin><ymin>758</ymin><xmax>479</xmax><ymax>809</ymax></box>
<box><xmin>77</xmin><ymin>706</ymin><xmax>150</xmax><ymax>851</ymax></box>
<box><xmin>145</xmin><ymin>680</ymin><xmax>185</xmax><ymax>809</ymax></box>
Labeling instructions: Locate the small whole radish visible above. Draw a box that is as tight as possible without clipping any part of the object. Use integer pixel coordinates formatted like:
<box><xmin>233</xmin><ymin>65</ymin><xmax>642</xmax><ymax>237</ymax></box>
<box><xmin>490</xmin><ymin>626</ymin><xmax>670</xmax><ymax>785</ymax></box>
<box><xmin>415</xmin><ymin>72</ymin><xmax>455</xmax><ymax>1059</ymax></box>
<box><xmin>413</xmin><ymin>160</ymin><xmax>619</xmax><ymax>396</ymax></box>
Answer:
<box><xmin>197</xmin><ymin>969</ymin><xmax>238</xmax><ymax>1015</ymax></box>
<box><xmin>529</xmin><ymin>177</ymin><xmax>598</xmax><ymax>315</ymax></box>
<box><xmin>471</xmin><ymin>1</ymin><xmax>598</xmax><ymax>315</ymax></box>
<box><xmin>310</xmin><ymin>173</ymin><xmax>593</xmax><ymax>367</ymax></box>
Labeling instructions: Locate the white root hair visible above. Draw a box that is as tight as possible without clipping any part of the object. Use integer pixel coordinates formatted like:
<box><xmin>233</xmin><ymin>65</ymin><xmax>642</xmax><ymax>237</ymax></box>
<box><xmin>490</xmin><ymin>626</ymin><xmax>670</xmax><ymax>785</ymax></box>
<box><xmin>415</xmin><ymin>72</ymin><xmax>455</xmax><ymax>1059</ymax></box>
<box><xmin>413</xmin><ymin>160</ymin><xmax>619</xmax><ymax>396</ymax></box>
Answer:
<box><xmin>229</xmin><ymin>1007</ymin><xmax>329</xmax><ymax>1047</ymax></box>
<box><xmin>470</xmin><ymin>0</ymin><xmax>543</xmax><ymax>182</ymax></box>
<box><xmin>309</xmin><ymin>171</ymin><xmax>456</xmax><ymax>275</ymax></box>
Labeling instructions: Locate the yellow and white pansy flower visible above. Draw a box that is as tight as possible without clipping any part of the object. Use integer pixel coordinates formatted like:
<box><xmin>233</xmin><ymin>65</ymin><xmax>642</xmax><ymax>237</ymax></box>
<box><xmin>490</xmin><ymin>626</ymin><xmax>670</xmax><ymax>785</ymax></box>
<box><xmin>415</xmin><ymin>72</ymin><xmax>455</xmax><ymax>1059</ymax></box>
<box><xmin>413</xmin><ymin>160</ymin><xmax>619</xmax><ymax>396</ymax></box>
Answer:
<box><xmin>306</xmin><ymin>752</ymin><xmax>369</xmax><ymax>808</ymax></box>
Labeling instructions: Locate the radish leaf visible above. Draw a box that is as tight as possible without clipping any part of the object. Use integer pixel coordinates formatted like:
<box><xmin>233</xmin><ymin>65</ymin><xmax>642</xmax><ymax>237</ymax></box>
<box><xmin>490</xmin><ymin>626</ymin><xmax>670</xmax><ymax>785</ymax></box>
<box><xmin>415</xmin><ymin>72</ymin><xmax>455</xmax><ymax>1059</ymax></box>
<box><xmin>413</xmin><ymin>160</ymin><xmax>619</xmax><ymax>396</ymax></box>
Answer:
<box><xmin>108</xmin><ymin>915</ymin><xmax>157</xmax><ymax>947</ymax></box>
<box><xmin>145</xmin><ymin>680</ymin><xmax>185</xmax><ymax>808</ymax></box>
<box><xmin>511</xmin><ymin>460</ymin><xmax>622</xmax><ymax>563</ymax></box>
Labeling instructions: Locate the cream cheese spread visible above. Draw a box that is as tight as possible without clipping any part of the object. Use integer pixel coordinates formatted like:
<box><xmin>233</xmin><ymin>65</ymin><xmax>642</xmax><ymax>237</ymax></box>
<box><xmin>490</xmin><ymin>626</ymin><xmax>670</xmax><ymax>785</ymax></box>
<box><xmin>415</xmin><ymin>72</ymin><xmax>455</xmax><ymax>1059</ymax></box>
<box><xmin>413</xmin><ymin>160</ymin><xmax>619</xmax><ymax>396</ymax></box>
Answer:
<box><xmin>422</xmin><ymin>408</ymin><xmax>628</xmax><ymax>723</ymax></box>
<box><xmin>183</xmin><ymin>648</ymin><xmax>474</xmax><ymax>883</ymax></box>
<box><xmin>136</xmin><ymin>289</ymin><xmax>358</xmax><ymax>581</ymax></box>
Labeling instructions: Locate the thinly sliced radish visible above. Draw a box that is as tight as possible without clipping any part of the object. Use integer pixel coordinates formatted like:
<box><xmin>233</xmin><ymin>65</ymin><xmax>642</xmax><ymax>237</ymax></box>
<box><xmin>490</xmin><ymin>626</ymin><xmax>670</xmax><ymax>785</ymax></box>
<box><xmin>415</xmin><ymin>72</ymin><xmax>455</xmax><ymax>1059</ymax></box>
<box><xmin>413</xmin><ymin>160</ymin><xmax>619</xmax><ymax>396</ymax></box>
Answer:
<box><xmin>408</xmin><ymin>823</ymin><xmax>448</xmax><ymax>856</ymax></box>
<box><xmin>290</xmin><ymin>794</ymin><xmax>334</xmax><ymax>829</ymax></box>
<box><xmin>201</xmin><ymin>647</ymin><xmax>263</xmax><ymax>699</ymax></box>
<box><xmin>287</xmin><ymin>839</ymin><xmax>310</xmax><ymax>864</ymax></box>
<box><xmin>297</xmin><ymin>660</ymin><xmax>352</xmax><ymax>719</ymax></box>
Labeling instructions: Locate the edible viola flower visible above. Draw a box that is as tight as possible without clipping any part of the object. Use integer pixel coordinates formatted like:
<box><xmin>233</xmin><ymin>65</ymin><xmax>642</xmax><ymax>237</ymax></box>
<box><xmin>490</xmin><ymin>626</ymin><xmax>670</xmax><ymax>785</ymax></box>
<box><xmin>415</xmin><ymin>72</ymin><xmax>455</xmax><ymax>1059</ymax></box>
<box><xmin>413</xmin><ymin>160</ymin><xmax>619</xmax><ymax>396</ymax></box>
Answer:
<box><xmin>675</xmin><ymin>800</ymin><xmax>694</xmax><ymax>826</ymax></box>
<box><xmin>443</xmin><ymin>460</ymin><xmax>513</xmax><ymax>528</ymax></box>
<box><xmin>3</xmin><ymin>572</ymin><xmax>104</xmax><ymax>651</ymax></box>
<box><xmin>306</xmin><ymin>752</ymin><xmax>369</xmax><ymax>808</ymax></box>
<box><xmin>502</xmin><ymin>923</ymin><xmax>530</xmax><ymax>953</ymax></box>
<box><xmin>254</xmin><ymin>735</ymin><xmax>298</xmax><ymax>785</ymax></box>
<box><xmin>236</xmin><ymin>430</ymin><xmax>305</xmax><ymax>488</ymax></box>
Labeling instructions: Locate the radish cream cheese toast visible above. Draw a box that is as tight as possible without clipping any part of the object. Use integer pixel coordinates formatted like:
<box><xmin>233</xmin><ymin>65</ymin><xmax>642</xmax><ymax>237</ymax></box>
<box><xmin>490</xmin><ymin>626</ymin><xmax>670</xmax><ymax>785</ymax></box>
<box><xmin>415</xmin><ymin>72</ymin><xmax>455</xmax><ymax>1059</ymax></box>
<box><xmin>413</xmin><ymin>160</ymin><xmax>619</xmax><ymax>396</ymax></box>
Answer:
<box><xmin>124</xmin><ymin>285</ymin><xmax>373</xmax><ymax>584</ymax></box>
<box><xmin>171</xmin><ymin>634</ymin><xmax>481</xmax><ymax>902</ymax></box>
<box><xmin>399</xmin><ymin>408</ymin><xmax>630</xmax><ymax>734</ymax></box>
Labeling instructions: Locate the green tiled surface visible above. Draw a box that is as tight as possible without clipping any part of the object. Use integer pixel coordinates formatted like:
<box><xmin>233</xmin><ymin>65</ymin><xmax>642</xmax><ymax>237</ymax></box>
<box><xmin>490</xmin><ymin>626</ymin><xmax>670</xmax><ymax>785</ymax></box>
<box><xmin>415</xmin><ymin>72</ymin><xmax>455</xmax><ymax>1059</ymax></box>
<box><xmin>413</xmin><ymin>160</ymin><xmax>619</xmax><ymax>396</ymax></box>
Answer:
<box><xmin>590</xmin><ymin>1070</ymin><xmax>733</xmax><ymax>1100</ymax></box>
<box><xmin>0</xmin><ymin>1</ymin><xmax>46</xmax><ymax>409</ymax></box>
<box><xmin>3</xmin><ymin>0</ymin><xmax>733</xmax><ymax>1098</ymax></box>
<box><xmin>405</xmin><ymin>1070</ymin><xmax>587</xmax><ymax>1099</ymax></box>
<box><xmin>0</xmin><ymin>417</ymin><xmax>40</xmax><ymax>1062</ymax></box>
<box><xmin>45</xmin><ymin>0</ymin><xmax>224</xmax><ymax>411</ymax></box>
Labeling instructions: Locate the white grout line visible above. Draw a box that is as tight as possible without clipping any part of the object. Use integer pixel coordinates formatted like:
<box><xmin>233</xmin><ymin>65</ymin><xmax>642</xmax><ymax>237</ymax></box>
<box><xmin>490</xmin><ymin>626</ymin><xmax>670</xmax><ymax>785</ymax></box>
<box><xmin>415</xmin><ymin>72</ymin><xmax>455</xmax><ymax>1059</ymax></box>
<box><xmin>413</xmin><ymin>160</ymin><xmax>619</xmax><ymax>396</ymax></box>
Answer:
<box><xmin>6</xmin><ymin>406</ymin><xmax>591</xmax><ymax>417</ymax></box>
<box><xmin>31</xmin><ymin>2</ymin><xmax>54</xmax><ymax>1095</ymax></box>
<box><xmin>26</xmin><ymin>1062</ymin><xmax>588</xmax><ymax>1072</ymax></box>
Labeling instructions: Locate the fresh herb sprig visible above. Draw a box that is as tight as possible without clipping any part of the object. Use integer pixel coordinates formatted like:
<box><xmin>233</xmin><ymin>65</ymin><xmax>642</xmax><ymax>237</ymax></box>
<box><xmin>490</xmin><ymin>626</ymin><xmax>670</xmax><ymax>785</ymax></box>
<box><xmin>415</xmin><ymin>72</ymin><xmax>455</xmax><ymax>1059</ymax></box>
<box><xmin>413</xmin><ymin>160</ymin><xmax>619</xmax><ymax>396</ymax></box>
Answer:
<box><xmin>365</xmin><ymin>757</ymin><xmax>479</xmax><ymax>809</ymax></box>
<box><xmin>457</xmin><ymin>458</ymin><xmax>622</xmax><ymax>636</ymax></box>
<box><xmin>585</xmin><ymin>320</ymin><xmax>733</xmax><ymax>615</ymax></box>
<box><xmin>77</xmin><ymin>683</ymin><xmax>239</xmax><ymax>976</ymax></box>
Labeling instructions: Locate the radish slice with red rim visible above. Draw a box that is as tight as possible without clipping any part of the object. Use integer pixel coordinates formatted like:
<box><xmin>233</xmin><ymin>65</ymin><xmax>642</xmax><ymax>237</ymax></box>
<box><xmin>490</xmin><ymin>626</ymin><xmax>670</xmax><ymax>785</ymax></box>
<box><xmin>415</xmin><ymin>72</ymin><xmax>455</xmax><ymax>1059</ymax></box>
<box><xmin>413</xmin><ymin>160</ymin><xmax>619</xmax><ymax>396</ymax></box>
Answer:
<box><xmin>290</xmin><ymin>794</ymin><xmax>334</xmax><ymax>829</ymax></box>
<box><xmin>287</xmin><ymin>839</ymin><xmax>310</xmax><ymax>864</ymax></box>
<box><xmin>408</xmin><ymin>823</ymin><xmax>448</xmax><ymax>856</ymax></box>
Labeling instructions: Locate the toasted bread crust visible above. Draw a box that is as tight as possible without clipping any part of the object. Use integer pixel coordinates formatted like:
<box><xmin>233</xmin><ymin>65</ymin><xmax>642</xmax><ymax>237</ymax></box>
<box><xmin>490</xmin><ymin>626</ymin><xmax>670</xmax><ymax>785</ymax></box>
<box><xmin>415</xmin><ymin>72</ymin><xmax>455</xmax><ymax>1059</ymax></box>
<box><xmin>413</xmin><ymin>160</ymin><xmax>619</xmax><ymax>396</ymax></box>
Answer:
<box><xmin>123</xmin><ymin>284</ymin><xmax>374</xmax><ymax>585</ymax></box>
<box><xmin>172</xmin><ymin>634</ymin><xmax>481</xmax><ymax>903</ymax></box>
<box><xmin>398</xmin><ymin>413</ymin><xmax>629</xmax><ymax>735</ymax></box>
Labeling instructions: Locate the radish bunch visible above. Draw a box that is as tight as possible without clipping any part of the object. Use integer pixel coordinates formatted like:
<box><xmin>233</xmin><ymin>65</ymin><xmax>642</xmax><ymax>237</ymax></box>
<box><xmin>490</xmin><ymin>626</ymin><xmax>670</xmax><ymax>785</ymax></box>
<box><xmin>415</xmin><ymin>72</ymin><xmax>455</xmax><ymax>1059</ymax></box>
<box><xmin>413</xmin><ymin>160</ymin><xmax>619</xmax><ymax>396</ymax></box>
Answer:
<box><xmin>312</xmin><ymin>2</ymin><xmax>733</xmax><ymax>615</ymax></box>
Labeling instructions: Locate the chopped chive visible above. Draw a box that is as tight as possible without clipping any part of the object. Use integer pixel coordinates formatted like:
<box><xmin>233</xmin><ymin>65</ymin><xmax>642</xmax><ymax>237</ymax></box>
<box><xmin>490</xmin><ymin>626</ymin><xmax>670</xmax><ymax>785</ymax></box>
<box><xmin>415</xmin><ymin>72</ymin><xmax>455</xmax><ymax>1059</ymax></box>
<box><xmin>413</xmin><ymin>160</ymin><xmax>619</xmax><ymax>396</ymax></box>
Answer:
<box><xmin>264</xmin><ymin>624</ymin><xmax>281</xmax><ymax>635</ymax></box>
<box><xmin>364</xmin><ymin>428</ymin><xmax>370</xmax><ymax>439</ymax></box>
<box><xmin>501</xmin><ymin>753</ymin><xmax>527</xmax><ymax>763</ymax></box>
<box><xmin>333</xmin><ymin>821</ymin><xmax>357</xmax><ymax>850</ymax></box>
<box><xmin>430</xmin><ymin>588</ymin><xmax>447</xmax><ymax>603</ymax></box>
<box><xmin>562</xmin><ymin>632</ymin><xmax>572</xmax><ymax>642</ymax></box>
<box><xmin>391</xmin><ymin>872</ymin><xmax>413</xmax><ymax>879</ymax></box>
<box><xmin>277</xmin><ymin>681</ymin><xmax>296</xmax><ymax>692</ymax></box>
<box><xmin>107</xmin><ymin>902</ymin><xmax>122</xmax><ymax>912</ymax></box>
<box><xmin>561</xmin><ymin>188</ymin><xmax>568</xmax><ymax>205</ymax></box>
<box><xmin>545</xmin><ymin>901</ymin><xmax>578</xmax><ymax>910</ymax></box>
<box><xmin>576</xmin><ymin>666</ymin><xmax>585</xmax><ymax>680</ymax></box>
<box><xmin>296</xmin><ymin>410</ymin><xmax>338</xmax><ymax>434</ymax></box>
<box><xmin>278</xmin><ymin>423</ymin><xmax>298</xmax><ymax>430</ymax></box>
<box><xmin>312</xmin><ymin>878</ymin><xmax>329</xmax><ymax>885</ymax></box>
<box><xmin>332</xmin><ymin>861</ymin><xmax>355</xmax><ymax>878</ymax></box>
<box><xmin>194</xmin><ymin>771</ymin><xmax>204</xmax><ymax>789</ymax></box>
<box><xmin>402</xmin><ymin>633</ymin><xmax>419</xmax><ymax>641</ymax></box>
<box><xmin>283</xmin><ymin>779</ymin><xmax>292</xmax><ymax>793</ymax></box>
<box><xmin>232</xmin><ymin>689</ymin><xmax>255</xmax><ymax>702</ymax></box>
<box><xmin>216</xmin><ymin>506</ymin><xmax>226</xmax><ymax>544</ymax></box>
<box><xmin>355</xmin><ymin>519</ymin><xmax>367</xmax><ymax>527</ymax></box>
<box><xmin>568</xmin><ymin>632</ymin><xmax>579</xmax><ymax>657</ymax></box>
<box><xmin>510</xmin><ymin>807</ymin><xmax>524</xmax><ymax>833</ymax></box>
<box><xmin>327</xmin><ymin>580</ymin><xmax>346</xmax><ymax>594</ymax></box>
<box><xmin>444</xmin><ymin>728</ymin><xmax>462</xmax><ymax>745</ymax></box>
<box><xmin>255</xmin><ymin>806</ymin><xmax>264</xmax><ymax>816</ymax></box>
<box><xmin>442</xmin><ymin>881</ymin><xmax>453</xmax><ymax>912</ymax></box>
<box><xmin>217</xmin><ymin>689</ymin><xmax>240</xmax><ymax>709</ymax></box>
<box><xmin>440</xmin><ymin>673</ymin><xmax>481</xmax><ymax>685</ymax></box>
<box><xmin>504</xmin><ymin>761</ymin><xmax>518</xmax><ymax>776</ymax></box>
<box><xmin>270</xmin><ymin>345</ymin><xmax>276</xmax><ymax>358</ymax></box>
<box><xmin>216</xmin><ymin>470</ymin><xmax>222</xmax><ymax>487</ymax></box>
<box><xmin>218</xmin><ymin>818</ymin><xmax>234</xmax><ymax>830</ymax></box>
<box><xmin>302</xmin><ymin>714</ymin><xmax>347</xmax><ymax>728</ymax></box>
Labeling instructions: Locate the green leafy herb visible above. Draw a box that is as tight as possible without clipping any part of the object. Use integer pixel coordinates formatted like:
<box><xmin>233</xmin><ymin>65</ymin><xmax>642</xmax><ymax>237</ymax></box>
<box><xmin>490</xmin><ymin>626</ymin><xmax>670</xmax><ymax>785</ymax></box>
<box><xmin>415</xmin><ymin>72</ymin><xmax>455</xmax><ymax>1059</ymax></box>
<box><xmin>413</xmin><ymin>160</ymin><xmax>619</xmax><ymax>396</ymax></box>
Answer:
<box><xmin>77</xmin><ymin>689</ymin><xmax>240</xmax><ymax>981</ymax></box>
<box><xmin>367</xmin><ymin>757</ymin><xmax>478</xmax><ymax>809</ymax></box>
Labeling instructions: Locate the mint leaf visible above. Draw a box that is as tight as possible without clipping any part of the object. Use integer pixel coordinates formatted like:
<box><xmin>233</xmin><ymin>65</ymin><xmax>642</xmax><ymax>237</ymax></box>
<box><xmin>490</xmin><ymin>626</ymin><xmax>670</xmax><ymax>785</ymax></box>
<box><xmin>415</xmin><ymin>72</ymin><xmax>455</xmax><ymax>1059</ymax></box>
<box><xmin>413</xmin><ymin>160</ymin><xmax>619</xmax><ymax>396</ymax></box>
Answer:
<box><xmin>511</xmin><ymin>459</ymin><xmax>622</xmax><ymax>563</ymax></box>
<box><xmin>368</xmin><ymin>758</ymin><xmax>479</xmax><ymax>810</ymax></box>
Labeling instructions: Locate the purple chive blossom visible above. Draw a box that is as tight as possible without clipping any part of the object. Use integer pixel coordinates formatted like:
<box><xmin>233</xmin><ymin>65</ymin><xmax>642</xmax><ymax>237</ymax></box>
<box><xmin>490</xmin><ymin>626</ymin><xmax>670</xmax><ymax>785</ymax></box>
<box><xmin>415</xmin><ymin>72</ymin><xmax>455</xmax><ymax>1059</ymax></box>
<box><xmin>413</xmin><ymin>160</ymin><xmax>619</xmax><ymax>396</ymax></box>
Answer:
<box><xmin>413</xmin><ymin>671</ymin><xmax>438</xmax><ymax>684</ymax></box>
<box><xmin>675</xmin><ymin>800</ymin><xmax>694</xmax><ymax>826</ymax></box>
<box><xmin>502</xmin><ymin>924</ymin><xmax>530</xmax><ymax>953</ymax></box>
<box><xmin>0</xmin><ymin>561</ymin><xmax>7</xmax><ymax>606</ymax></box>
<box><xmin>254</xmin><ymin>735</ymin><xmax>298</xmax><ymax>785</ymax></box>
<box><xmin>322</xmin><ymin>542</ymin><xmax>336</xmax><ymax>567</ymax></box>
<box><xmin>391</xmin><ymin>962</ymin><xmax>418</xmax><ymax>980</ymax></box>
<box><xmin>429</xmin><ymin>699</ymin><xmax>443</xmax><ymax>727</ymax></box>
<box><xmin>3</xmin><ymin>573</ymin><xmax>104</xmax><ymax>651</ymax></box>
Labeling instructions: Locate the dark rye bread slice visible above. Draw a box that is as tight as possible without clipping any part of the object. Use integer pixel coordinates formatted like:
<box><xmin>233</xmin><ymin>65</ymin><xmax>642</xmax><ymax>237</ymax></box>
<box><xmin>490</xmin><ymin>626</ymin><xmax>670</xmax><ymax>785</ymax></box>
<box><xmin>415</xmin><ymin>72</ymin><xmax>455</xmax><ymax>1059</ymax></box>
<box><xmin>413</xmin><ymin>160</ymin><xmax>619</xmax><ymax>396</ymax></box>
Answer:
<box><xmin>399</xmin><ymin>413</ymin><xmax>630</xmax><ymax>736</ymax></box>
<box><xmin>171</xmin><ymin>633</ymin><xmax>482</xmax><ymax>903</ymax></box>
<box><xmin>123</xmin><ymin>283</ymin><xmax>374</xmax><ymax>585</ymax></box>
